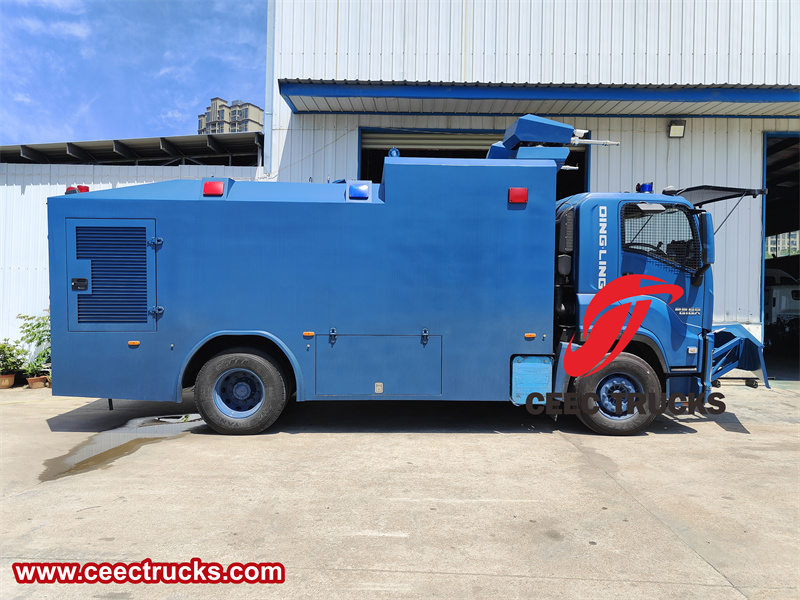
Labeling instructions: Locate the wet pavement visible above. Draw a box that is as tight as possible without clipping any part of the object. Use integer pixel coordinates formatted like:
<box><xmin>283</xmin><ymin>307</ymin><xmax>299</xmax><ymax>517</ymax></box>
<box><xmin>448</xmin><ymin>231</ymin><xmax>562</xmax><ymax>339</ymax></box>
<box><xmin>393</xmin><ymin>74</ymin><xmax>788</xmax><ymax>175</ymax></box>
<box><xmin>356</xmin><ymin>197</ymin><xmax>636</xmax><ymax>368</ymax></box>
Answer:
<box><xmin>1</xmin><ymin>374</ymin><xmax>799</xmax><ymax>599</ymax></box>
<box><xmin>39</xmin><ymin>413</ymin><xmax>205</xmax><ymax>482</ymax></box>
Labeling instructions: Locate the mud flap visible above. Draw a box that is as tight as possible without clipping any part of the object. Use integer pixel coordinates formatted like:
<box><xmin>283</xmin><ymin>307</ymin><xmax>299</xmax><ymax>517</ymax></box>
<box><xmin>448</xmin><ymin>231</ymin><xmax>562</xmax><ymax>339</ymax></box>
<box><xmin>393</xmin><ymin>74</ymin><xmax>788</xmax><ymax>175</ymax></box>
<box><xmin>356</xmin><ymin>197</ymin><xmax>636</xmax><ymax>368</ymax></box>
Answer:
<box><xmin>709</xmin><ymin>324</ymin><xmax>770</xmax><ymax>388</ymax></box>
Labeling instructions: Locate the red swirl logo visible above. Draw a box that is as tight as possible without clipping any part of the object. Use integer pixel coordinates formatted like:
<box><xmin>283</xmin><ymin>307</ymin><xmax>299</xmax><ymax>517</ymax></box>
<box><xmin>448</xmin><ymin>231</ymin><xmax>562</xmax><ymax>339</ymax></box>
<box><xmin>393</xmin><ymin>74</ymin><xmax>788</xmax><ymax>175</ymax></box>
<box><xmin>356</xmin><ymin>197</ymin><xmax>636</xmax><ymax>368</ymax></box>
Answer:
<box><xmin>563</xmin><ymin>275</ymin><xmax>684</xmax><ymax>378</ymax></box>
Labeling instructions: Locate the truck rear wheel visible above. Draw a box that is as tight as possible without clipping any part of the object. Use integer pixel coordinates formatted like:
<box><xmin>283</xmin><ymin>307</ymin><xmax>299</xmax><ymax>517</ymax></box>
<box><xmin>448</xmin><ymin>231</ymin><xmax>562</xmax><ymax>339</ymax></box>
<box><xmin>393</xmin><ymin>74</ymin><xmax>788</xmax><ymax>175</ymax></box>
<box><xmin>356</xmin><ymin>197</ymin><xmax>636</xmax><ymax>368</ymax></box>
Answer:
<box><xmin>195</xmin><ymin>351</ymin><xmax>287</xmax><ymax>435</ymax></box>
<box><xmin>574</xmin><ymin>352</ymin><xmax>659</xmax><ymax>436</ymax></box>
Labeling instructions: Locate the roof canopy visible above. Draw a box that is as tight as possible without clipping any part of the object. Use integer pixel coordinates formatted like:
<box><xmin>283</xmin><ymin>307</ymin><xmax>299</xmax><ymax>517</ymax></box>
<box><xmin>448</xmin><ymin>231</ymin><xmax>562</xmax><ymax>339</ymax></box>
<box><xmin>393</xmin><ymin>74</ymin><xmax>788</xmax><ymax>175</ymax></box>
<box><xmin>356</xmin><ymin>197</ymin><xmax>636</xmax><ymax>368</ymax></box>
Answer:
<box><xmin>280</xmin><ymin>80</ymin><xmax>800</xmax><ymax>118</ymax></box>
<box><xmin>0</xmin><ymin>132</ymin><xmax>263</xmax><ymax>166</ymax></box>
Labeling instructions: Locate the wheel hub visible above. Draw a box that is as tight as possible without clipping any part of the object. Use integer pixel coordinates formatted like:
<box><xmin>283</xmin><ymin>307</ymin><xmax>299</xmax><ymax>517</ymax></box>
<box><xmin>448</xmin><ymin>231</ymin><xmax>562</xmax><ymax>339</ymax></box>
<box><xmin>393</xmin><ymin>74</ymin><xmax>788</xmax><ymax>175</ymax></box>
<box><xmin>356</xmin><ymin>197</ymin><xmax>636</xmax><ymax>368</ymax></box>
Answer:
<box><xmin>596</xmin><ymin>374</ymin><xmax>639</xmax><ymax>419</ymax></box>
<box><xmin>233</xmin><ymin>381</ymin><xmax>252</xmax><ymax>400</ymax></box>
<box><xmin>213</xmin><ymin>368</ymin><xmax>265</xmax><ymax>418</ymax></box>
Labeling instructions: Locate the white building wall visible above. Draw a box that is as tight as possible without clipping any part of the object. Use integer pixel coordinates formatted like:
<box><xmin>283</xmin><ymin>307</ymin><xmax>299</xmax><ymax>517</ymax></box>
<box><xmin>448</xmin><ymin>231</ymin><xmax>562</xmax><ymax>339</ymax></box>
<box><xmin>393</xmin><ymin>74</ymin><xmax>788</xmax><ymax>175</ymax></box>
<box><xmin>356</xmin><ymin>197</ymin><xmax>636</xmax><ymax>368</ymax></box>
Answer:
<box><xmin>275</xmin><ymin>0</ymin><xmax>799</xmax><ymax>86</ymax></box>
<box><xmin>0</xmin><ymin>164</ymin><xmax>260</xmax><ymax>341</ymax></box>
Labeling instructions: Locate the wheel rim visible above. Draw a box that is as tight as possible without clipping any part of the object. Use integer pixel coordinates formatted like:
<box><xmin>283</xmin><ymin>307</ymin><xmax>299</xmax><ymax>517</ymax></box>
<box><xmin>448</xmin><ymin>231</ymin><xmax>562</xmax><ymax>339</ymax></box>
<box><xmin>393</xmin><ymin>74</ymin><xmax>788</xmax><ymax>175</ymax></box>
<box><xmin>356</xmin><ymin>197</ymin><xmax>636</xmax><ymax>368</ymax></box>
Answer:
<box><xmin>213</xmin><ymin>368</ymin><xmax>265</xmax><ymax>419</ymax></box>
<box><xmin>595</xmin><ymin>372</ymin><xmax>642</xmax><ymax>420</ymax></box>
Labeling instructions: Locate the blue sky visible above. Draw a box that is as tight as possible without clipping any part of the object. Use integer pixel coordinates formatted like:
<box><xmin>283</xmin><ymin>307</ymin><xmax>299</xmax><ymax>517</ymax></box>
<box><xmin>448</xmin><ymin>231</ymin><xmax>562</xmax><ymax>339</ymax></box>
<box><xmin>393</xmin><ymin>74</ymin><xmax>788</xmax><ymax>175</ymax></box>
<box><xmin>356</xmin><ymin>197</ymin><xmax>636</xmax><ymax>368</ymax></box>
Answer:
<box><xmin>0</xmin><ymin>0</ymin><xmax>267</xmax><ymax>145</ymax></box>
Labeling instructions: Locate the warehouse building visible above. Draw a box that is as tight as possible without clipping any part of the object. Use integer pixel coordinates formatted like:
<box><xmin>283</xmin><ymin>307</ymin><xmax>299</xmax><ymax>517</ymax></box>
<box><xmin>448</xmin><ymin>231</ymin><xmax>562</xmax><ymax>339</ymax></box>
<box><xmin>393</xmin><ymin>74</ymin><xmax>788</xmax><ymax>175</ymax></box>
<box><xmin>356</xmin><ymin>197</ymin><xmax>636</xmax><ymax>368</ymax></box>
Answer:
<box><xmin>264</xmin><ymin>0</ymin><xmax>799</xmax><ymax>342</ymax></box>
<box><xmin>1</xmin><ymin>0</ymin><xmax>798</xmax><ymax>345</ymax></box>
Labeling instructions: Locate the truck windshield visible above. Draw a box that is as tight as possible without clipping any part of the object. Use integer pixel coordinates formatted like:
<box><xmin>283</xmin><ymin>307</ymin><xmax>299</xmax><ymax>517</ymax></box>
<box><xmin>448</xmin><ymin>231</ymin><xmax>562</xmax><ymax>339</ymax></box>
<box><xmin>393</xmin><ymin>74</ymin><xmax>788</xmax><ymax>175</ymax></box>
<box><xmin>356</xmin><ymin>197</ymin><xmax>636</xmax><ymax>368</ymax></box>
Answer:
<box><xmin>621</xmin><ymin>204</ymin><xmax>701</xmax><ymax>272</ymax></box>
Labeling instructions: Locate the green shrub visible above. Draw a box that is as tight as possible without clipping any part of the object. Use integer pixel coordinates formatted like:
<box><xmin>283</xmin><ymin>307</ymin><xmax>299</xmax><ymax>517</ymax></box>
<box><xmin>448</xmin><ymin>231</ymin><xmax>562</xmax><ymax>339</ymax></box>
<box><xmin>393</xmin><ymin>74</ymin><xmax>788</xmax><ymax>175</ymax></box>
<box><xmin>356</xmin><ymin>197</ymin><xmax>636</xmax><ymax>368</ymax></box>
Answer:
<box><xmin>18</xmin><ymin>310</ymin><xmax>51</xmax><ymax>364</ymax></box>
<box><xmin>0</xmin><ymin>339</ymin><xmax>26</xmax><ymax>375</ymax></box>
<box><xmin>23</xmin><ymin>353</ymin><xmax>49</xmax><ymax>378</ymax></box>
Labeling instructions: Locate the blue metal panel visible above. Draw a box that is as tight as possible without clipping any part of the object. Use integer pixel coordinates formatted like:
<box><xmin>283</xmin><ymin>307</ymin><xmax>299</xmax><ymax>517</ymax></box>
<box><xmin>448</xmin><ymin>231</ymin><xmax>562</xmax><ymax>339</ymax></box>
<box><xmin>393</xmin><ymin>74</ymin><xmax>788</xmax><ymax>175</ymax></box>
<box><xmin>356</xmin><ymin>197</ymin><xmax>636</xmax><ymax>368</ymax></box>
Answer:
<box><xmin>315</xmin><ymin>335</ymin><xmax>442</xmax><ymax>397</ymax></box>
<box><xmin>278</xmin><ymin>82</ymin><xmax>800</xmax><ymax>105</ymax></box>
<box><xmin>511</xmin><ymin>356</ymin><xmax>552</xmax><ymax>406</ymax></box>
<box><xmin>710</xmin><ymin>324</ymin><xmax>769</xmax><ymax>386</ymax></box>
<box><xmin>279</xmin><ymin>110</ymin><xmax>800</xmax><ymax>119</ymax></box>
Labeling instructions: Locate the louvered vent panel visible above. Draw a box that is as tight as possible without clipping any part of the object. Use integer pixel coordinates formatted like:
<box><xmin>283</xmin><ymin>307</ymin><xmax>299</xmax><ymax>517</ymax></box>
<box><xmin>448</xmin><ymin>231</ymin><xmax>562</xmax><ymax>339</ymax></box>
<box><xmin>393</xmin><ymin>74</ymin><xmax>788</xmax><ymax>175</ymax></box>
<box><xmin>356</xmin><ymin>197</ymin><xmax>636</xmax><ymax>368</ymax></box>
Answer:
<box><xmin>76</xmin><ymin>227</ymin><xmax>148</xmax><ymax>323</ymax></box>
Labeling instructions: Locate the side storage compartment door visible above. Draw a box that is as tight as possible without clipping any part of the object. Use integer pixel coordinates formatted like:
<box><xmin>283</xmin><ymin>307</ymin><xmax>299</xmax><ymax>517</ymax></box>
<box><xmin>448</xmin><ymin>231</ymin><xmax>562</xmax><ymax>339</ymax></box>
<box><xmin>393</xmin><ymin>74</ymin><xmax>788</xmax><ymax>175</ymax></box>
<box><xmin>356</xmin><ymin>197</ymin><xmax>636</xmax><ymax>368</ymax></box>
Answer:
<box><xmin>66</xmin><ymin>219</ymin><xmax>158</xmax><ymax>332</ymax></box>
<box><xmin>315</xmin><ymin>335</ymin><xmax>442</xmax><ymax>397</ymax></box>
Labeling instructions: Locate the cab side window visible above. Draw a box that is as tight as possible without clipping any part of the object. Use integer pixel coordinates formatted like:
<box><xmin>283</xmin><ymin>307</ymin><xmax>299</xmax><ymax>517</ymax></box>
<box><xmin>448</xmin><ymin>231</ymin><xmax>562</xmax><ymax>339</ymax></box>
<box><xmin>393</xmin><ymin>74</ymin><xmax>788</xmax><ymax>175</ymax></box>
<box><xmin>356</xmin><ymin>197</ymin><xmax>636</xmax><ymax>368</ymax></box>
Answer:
<box><xmin>621</xmin><ymin>204</ymin><xmax>701</xmax><ymax>272</ymax></box>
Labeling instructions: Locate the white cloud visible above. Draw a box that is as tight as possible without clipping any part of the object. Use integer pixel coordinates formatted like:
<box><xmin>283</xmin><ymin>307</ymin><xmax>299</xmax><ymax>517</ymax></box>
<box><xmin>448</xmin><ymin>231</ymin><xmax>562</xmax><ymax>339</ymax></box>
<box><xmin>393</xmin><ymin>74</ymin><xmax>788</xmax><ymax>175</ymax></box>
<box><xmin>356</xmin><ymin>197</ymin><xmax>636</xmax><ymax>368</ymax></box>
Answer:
<box><xmin>17</xmin><ymin>16</ymin><xmax>90</xmax><ymax>40</ymax></box>
<box><xmin>57</xmin><ymin>21</ymin><xmax>91</xmax><ymax>40</ymax></box>
<box><xmin>11</xmin><ymin>0</ymin><xmax>85</xmax><ymax>13</ymax></box>
<box><xmin>43</xmin><ymin>0</ymin><xmax>86</xmax><ymax>12</ymax></box>
<box><xmin>12</xmin><ymin>93</ymin><xmax>34</xmax><ymax>104</ymax></box>
<box><xmin>155</xmin><ymin>61</ymin><xmax>197</xmax><ymax>84</ymax></box>
<box><xmin>73</xmin><ymin>94</ymin><xmax>99</xmax><ymax>120</ymax></box>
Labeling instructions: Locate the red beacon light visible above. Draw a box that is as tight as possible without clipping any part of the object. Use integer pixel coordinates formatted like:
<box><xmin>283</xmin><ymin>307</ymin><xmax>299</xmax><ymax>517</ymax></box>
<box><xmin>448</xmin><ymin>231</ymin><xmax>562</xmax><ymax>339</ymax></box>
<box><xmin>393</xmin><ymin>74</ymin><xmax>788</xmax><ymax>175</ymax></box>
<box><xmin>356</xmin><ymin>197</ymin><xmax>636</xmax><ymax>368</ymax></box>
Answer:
<box><xmin>508</xmin><ymin>187</ymin><xmax>528</xmax><ymax>204</ymax></box>
<box><xmin>65</xmin><ymin>185</ymin><xmax>90</xmax><ymax>194</ymax></box>
<box><xmin>203</xmin><ymin>180</ymin><xmax>225</xmax><ymax>196</ymax></box>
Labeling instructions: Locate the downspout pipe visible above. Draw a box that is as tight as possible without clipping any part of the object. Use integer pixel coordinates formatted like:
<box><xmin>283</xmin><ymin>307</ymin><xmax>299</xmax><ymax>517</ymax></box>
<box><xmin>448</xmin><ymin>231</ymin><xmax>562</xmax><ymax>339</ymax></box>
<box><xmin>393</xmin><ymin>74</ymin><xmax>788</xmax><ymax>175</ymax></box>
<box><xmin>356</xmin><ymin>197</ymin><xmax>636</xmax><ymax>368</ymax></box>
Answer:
<box><xmin>263</xmin><ymin>0</ymin><xmax>276</xmax><ymax>178</ymax></box>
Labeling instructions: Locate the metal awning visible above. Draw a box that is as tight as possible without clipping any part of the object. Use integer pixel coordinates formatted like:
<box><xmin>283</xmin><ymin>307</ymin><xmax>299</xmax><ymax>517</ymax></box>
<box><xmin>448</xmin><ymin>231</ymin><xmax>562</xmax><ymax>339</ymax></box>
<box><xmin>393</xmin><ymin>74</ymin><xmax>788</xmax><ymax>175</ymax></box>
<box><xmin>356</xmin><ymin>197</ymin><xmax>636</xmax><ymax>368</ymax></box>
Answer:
<box><xmin>0</xmin><ymin>132</ymin><xmax>264</xmax><ymax>166</ymax></box>
<box><xmin>280</xmin><ymin>80</ymin><xmax>800</xmax><ymax>118</ymax></box>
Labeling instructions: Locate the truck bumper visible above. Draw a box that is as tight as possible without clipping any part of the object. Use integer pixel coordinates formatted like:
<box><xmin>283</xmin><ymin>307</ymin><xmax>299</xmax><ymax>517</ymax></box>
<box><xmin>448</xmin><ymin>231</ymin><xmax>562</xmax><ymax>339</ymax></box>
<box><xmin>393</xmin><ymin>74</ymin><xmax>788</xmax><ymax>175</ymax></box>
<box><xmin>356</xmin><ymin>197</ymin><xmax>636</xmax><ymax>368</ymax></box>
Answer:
<box><xmin>705</xmin><ymin>324</ymin><xmax>770</xmax><ymax>389</ymax></box>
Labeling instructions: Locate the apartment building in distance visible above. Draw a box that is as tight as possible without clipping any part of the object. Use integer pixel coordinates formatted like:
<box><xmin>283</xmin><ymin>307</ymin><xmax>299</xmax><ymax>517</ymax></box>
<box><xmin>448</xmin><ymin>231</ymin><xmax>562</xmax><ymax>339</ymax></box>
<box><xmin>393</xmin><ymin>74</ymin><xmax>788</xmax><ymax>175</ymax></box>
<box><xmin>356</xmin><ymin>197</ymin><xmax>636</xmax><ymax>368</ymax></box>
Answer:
<box><xmin>198</xmin><ymin>98</ymin><xmax>264</xmax><ymax>134</ymax></box>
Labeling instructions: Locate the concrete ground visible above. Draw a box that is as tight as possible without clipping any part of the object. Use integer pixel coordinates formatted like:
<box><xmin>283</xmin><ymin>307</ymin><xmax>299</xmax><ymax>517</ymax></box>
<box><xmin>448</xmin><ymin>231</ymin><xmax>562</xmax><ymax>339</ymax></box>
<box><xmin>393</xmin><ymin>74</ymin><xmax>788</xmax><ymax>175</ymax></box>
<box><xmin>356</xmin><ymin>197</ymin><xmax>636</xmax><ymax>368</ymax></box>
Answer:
<box><xmin>1</xmin><ymin>372</ymin><xmax>798</xmax><ymax>599</ymax></box>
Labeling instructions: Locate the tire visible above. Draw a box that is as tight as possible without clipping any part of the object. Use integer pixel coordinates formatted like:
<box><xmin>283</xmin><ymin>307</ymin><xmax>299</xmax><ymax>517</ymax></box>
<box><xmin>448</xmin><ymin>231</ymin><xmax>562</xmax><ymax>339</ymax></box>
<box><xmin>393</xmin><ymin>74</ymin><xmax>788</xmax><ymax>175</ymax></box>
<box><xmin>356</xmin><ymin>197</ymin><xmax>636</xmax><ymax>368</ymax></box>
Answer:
<box><xmin>195</xmin><ymin>351</ymin><xmax>287</xmax><ymax>435</ymax></box>
<box><xmin>573</xmin><ymin>352</ymin><xmax>660</xmax><ymax>436</ymax></box>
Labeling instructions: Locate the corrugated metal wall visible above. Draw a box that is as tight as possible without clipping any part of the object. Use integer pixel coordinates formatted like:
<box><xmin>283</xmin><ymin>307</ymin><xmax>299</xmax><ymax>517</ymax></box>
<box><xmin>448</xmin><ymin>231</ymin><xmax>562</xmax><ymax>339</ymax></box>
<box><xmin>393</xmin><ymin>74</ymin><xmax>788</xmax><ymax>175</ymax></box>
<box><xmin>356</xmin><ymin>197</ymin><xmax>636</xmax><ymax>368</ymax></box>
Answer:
<box><xmin>0</xmin><ymin>164</ymin><xmax>259</xmax><ymax>341</ymax></box>
<box><xmin>275</xmin><ymin>0</ymin><xmax>799</xmax><ymax>86</ymax></box>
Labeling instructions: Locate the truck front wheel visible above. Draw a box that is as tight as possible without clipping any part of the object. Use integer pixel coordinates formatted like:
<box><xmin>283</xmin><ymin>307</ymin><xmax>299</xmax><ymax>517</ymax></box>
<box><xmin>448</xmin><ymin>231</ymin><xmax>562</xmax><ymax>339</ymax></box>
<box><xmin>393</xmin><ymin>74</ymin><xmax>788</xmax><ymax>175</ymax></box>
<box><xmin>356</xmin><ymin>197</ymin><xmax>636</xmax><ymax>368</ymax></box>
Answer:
<box><xmin>574</xmin><ymin>352</ymin><xmax>659</xmax><ymax>436</ymax></box>
<box><xmin>195</xmin><ymin>351</ymin><xmax>287</xmax><ymax>435</ymax></box>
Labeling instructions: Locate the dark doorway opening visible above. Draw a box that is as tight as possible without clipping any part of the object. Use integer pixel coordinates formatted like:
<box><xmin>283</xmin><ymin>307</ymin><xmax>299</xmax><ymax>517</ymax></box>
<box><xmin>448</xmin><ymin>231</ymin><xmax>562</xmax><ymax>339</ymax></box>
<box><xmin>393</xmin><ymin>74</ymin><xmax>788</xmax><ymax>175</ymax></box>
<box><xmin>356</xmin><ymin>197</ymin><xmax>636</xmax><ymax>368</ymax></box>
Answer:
<box><xmin>763</xmin><ymin>133</ymin><xmax>799</xmax><ymax>364</ymax></box>
<box><xmin>764</xmin><ymin>134</ymin><xmax>800</xmax><ymax>280</ymax></box>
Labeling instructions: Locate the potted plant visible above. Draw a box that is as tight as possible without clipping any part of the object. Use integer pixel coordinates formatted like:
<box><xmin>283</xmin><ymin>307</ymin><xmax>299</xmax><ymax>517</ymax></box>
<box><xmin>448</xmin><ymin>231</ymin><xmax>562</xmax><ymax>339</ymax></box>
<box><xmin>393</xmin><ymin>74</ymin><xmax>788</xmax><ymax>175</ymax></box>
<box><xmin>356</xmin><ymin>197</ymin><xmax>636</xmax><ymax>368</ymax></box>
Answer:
<box><xmin>17</xmin><ymin>311</ymin><xmax>51</xmax><ymax>390</ymax></box>
<box><xmin>0</xmin><ymin>339</ymin><xmax>25</xmax><ymax>388</ymax></box>
<box><xmin>23</xmin><ymin>353</ymin><xmax>49</xmax><ymax>389</ymax></box>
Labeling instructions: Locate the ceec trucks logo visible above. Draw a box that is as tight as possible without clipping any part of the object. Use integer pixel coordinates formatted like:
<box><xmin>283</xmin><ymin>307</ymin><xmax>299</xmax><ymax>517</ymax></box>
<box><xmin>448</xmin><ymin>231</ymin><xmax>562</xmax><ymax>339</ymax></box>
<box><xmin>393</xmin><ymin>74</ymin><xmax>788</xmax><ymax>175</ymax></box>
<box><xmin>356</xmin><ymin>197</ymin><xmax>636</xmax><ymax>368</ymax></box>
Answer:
<box><xmin>563</xmin><ymin>274</ymin><xmax>684</xmax><ymax>378</ymax></box>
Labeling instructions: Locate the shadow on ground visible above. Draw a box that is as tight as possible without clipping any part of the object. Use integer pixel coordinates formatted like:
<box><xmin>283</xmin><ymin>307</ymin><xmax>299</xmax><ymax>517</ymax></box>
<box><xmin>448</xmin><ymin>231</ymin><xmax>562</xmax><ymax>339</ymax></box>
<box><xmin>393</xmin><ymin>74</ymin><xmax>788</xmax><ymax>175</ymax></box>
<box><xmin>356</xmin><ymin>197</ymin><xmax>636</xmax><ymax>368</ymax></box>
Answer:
<box><xmin>764</xmin><ymin>348</ymin><xmax>800</xmax><ymax>385</ymax></box>
<box><xmin>46</xmin><ymin>393</ymin><xmax>709</xmax><ymax>438</ymax></box>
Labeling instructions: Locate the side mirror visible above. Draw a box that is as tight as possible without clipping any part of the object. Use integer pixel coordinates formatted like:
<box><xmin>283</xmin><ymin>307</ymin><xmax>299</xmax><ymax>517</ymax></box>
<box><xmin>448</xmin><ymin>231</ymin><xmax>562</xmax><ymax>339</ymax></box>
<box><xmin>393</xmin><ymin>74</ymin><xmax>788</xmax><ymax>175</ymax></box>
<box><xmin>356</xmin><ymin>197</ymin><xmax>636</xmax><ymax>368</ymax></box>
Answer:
<box><xmin>692</xmin><ymin>212</ymin><xmax>715</xmax><ymax>287</ymax></box>
<box><xmin>698</xmin><ymin>212</ymin><xmax>715</xmax><ymax>266</ymax></box>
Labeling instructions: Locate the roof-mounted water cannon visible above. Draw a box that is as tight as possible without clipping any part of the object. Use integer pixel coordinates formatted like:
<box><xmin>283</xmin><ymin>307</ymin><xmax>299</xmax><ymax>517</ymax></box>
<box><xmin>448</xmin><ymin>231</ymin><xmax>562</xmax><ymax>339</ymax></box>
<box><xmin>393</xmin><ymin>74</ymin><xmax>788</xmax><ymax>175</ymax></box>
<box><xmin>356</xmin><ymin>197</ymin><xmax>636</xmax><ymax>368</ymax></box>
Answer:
<box><xmin>570</xmin><ymin>128</ymin><xmax>620</xmax><ymax>147</ymax></box>
<box><xmin>487</xmin><ymin>114</ymin><xmax>619</xmax><ymax>163</ymax></box>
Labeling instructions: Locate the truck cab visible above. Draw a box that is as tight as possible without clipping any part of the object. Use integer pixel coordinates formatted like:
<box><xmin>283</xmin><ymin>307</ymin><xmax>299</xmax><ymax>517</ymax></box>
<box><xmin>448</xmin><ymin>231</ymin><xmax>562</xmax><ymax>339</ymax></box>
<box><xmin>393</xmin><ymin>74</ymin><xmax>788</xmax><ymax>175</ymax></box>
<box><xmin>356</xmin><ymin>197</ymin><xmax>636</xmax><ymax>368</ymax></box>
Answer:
<box><xmin>546</xmin><ymin>188</ymin><xmax>765</xmax><ymax>434</ymax></box>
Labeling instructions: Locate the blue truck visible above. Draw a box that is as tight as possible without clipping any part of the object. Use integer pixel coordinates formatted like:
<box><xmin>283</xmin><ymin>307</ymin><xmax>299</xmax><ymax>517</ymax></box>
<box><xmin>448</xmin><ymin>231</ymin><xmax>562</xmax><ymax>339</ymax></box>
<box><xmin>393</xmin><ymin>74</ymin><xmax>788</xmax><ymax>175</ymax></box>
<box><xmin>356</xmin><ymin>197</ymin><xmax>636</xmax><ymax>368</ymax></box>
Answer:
<box><xmin>47</xmin><ymin>115</ymin><xmax>768</xmax><ymax>436</ymax></box>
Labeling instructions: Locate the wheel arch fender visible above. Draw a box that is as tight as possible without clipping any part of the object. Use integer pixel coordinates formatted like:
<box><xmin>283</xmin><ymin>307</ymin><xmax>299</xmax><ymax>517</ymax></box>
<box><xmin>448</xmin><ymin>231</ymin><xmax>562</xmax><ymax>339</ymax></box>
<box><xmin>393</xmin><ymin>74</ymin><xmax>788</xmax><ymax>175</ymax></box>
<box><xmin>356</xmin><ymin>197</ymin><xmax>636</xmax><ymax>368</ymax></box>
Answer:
<box><xmin>177</xmin><ymin>331</ymin><xmax>304</xmax><ymax>402</ymax></box>
<box><xmin>626</xmin><ymin>332</ymin><xmax>668</xmax><ymax>379</ymax></box>
<box><xmin>561</xmin><ymin>332</ymin><xmax>669</xmax><ymax>394</ymax></box>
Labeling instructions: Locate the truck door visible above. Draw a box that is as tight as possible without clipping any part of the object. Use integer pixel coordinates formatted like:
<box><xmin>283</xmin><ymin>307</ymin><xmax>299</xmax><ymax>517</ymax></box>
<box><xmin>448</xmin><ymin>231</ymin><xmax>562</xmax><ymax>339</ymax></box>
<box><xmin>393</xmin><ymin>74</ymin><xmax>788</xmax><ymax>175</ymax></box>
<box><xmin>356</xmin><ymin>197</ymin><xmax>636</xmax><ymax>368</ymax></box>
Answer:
<box><xmin>619</xmin><ymin>202</ymin><xmax>704</xmax><ymax>366</ymax></box>
<box><xmin>66</xmin><ymin>219</ymin><xmax>159</xmax><ymax>331</ymax></box>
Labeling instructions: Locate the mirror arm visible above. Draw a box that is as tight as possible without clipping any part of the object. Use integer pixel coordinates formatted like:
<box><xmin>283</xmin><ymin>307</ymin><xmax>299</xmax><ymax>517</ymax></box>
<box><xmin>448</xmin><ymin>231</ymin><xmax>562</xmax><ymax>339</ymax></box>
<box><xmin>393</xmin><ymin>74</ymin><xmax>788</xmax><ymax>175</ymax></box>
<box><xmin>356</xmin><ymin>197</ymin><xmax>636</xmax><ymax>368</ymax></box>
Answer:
<box><xmin>691</xmin><ymin>264</ymin><xmax>711</xmax><ymax>287</ymax></box>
